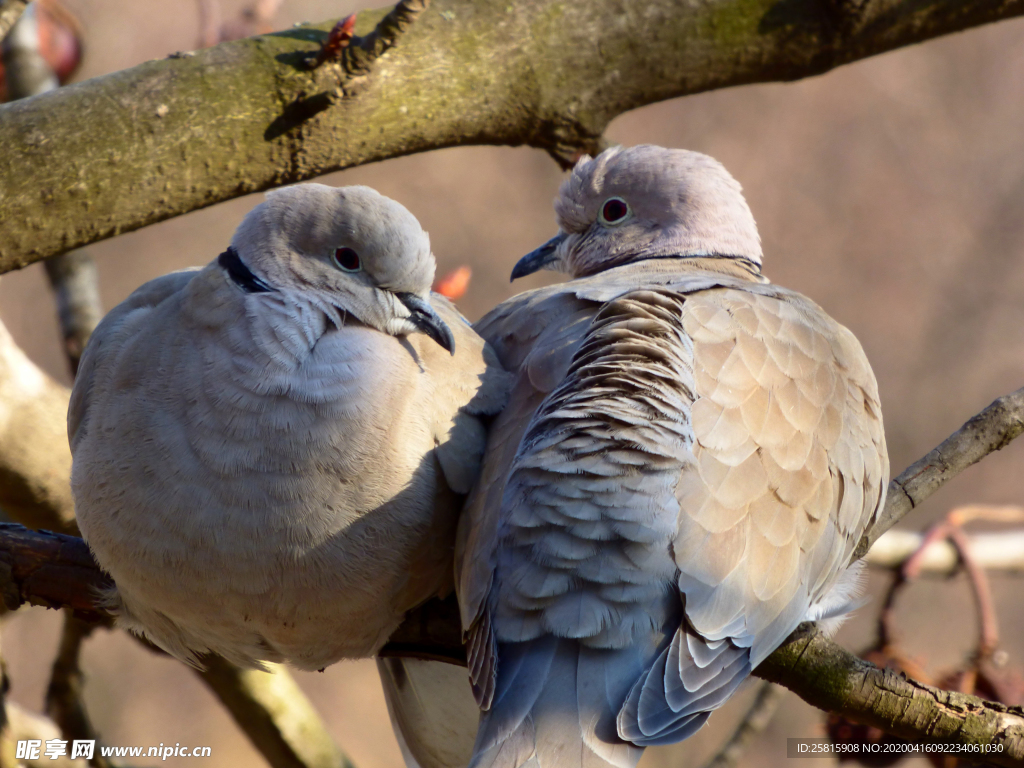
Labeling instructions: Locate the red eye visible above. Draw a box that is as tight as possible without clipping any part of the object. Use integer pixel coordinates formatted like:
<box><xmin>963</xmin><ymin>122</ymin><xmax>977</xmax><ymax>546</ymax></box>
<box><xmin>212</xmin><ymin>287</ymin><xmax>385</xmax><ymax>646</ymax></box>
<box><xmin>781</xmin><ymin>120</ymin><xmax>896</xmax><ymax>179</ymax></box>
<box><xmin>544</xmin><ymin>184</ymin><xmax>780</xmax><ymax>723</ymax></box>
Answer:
<box><xmin>333</xmin><ymin>247</ymin><xmax>361</xmax><ymax>272</ymax></box>
<box><xmin>601</xmin><ymin>197</ymin><xmax>629</xmax><ymax>224</ymax></box>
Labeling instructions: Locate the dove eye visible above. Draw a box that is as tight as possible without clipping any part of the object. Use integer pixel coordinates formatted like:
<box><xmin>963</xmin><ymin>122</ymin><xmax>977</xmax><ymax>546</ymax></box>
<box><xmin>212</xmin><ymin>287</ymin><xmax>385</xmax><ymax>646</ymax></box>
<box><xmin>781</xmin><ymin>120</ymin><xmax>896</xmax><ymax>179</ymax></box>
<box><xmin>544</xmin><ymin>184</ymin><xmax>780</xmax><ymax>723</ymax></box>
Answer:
<box><xmin>599</xmin><ymin>197</ymin><xmax>630</xmax><ymax>225</ymax></box>
<box><xmin>332</xmin><ymin>247</ymin><xmax>362</xmax><ymax>272</ymax></box>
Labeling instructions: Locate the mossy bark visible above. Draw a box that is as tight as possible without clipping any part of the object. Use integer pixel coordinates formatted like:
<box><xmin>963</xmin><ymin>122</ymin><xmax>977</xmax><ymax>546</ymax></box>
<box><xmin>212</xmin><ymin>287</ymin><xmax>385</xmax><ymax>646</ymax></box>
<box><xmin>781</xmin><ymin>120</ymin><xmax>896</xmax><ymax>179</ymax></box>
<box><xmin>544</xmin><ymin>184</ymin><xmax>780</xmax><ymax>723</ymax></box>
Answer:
<box><xmin>757</xmin><ymin>624</ymin><xmax>1024</xmax><ymax>767</ymax></box>
<box><xmin>3</xmin><ymin>0</ymin><xmax>1024</xmax><ymax>271</ymax></box>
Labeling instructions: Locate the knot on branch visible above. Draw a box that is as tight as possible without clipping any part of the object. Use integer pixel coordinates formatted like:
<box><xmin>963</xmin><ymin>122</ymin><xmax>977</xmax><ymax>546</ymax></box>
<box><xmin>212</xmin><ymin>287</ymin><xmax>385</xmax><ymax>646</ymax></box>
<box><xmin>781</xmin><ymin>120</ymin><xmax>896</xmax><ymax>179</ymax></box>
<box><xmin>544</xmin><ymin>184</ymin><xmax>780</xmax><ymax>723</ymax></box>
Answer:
<box><xmin>533</xmin><ymin>118</ymin><xmax>612</xmax><ymax>171</ymax></box>
<box><xmin>302</xmin><ymin>0</ymin><xmax>431</xmax><ymax>94</ymax></box>
<box><xmin>267</xmin><ymin>0</ymin><xmax>431</xmax><ymax>142</ymax></box>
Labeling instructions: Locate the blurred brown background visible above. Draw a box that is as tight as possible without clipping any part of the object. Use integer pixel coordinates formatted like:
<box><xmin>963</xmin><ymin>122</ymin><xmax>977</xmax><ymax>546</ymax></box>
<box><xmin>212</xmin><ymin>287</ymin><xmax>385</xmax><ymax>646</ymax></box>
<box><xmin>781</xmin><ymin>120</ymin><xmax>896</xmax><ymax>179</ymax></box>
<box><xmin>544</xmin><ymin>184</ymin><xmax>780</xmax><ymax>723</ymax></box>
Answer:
<box><xmin>3</xmin><ymin>1</ymin><xmax>1024</xmax><ymax>766</ymax></box>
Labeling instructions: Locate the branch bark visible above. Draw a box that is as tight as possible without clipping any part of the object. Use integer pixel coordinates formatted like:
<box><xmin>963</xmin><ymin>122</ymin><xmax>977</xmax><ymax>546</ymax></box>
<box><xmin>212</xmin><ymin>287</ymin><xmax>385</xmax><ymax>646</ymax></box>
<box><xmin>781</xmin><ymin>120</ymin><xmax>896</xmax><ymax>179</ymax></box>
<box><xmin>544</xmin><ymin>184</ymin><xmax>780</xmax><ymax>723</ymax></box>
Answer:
<box><xmin>755</xmin><ymin>624</ymin><xmax>1024</xmax><ymax>767</ymax></box>
<box><xmin>195</xmin><ymin>657</ymin><xmax>353</xmax><ymax>768</ymax></box>
<box><xmin>0</xmin><ymin>321</ymin><xmax>78</xmax><ymax>535</ymax></box>
<box><xmin>43</xmin><ymin>251</ymin><xmax>102</xmax><ymax>378</ymax></box>
<box><xmin>4</xmin><ymin>0</ymin><xmax>1024</xmax><ymax>269</ymax></box>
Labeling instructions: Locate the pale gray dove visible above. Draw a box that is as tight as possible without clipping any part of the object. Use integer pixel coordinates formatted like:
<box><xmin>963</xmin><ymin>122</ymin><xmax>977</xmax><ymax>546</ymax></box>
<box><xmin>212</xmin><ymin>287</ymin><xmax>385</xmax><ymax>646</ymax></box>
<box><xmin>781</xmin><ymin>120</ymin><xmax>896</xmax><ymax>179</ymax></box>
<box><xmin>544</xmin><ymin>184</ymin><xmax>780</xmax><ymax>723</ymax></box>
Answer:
<box><xmin>455</xmin><ymin>145</ymin><xmax>888</xmax><ymax>768</ymax></box>
<box><xmin>69</xmin><ymin>183</ymin><xmax>509</xmax><ymax>672</ymax></box>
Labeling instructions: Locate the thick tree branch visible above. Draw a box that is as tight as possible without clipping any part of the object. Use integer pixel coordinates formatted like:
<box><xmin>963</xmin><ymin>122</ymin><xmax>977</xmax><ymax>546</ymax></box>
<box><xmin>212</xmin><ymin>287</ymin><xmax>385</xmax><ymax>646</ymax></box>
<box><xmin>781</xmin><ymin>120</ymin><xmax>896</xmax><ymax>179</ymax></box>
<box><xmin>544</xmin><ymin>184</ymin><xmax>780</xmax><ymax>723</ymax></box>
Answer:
<box><xmin>4</xmin><ymin>0</ymin><xmax>1024</xmax><ymax>269</ymax></box>
<box><xmin>0</xmin><ymin>524</ymin><xmax>109</xmax><ymax>621</ymax></box>
<box><xmin>0</xmin><ymin>321</ymin><xmax>78</xmax><ymax>534</ymax></box>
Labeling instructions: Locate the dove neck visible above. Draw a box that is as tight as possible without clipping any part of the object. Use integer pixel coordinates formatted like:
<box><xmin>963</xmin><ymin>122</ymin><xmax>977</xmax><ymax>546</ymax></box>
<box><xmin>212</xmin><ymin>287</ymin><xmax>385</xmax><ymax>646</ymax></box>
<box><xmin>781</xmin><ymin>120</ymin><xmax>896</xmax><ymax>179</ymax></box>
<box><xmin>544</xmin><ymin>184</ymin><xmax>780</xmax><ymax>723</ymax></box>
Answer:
<box><xmin>243</xmin><ymin>295</ymin><xmax>337</xmax><ymax>366</ymax></box>
<box><xmin>218</xmin><ymin>247</ymin><xmax>276</xmax><ymax>293</ymax></box>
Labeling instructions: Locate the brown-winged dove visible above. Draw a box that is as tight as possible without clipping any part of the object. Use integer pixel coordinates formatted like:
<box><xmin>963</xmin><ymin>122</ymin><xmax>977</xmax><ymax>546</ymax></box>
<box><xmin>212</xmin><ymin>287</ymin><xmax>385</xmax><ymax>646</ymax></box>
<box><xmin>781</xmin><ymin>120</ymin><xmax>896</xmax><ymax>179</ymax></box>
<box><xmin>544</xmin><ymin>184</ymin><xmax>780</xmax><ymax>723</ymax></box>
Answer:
<box><xmin>456</xmin><ymin>145</ymin><xmax>888</xmax><ymax>768</ymax></box>
<box><xmin>69</xmin><ymin>183</ymin><xmax>509</xmax><ymax>671</ymax></box>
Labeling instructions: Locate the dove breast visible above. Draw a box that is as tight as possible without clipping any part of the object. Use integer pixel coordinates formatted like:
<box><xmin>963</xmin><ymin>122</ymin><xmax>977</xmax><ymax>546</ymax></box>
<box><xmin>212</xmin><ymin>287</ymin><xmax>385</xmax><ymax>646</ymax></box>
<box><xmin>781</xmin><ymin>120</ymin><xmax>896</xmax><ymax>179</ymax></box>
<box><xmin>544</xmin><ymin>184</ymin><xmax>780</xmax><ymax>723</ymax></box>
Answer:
<box><xmin>70</xmin><ymin>250</ymin><xmax>507</xmax><ymax>671</ymax></box>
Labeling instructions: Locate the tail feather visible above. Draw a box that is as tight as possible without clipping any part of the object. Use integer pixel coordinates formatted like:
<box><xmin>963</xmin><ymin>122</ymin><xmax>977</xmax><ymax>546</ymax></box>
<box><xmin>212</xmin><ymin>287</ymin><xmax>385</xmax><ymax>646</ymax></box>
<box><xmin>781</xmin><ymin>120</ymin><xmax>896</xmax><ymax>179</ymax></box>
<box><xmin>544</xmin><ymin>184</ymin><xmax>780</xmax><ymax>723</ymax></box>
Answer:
<box><xmin>377</xmin><ymin>657</ymin><xmax>480</xmax><ymax>768</ymax></box>
<box><xmin>474</xmin><ymin>636</ymin><xmax>558</xmax><ymax>757</ymax></box>
<box><xmin>617</xmin><ymin>626</ymin><xmax>751</xmax><ymax>747</ymax></box>
<box><xmin>469</xmin><ymin>640</ymin><xmax>643</xmax><ymax>768</ymax></box>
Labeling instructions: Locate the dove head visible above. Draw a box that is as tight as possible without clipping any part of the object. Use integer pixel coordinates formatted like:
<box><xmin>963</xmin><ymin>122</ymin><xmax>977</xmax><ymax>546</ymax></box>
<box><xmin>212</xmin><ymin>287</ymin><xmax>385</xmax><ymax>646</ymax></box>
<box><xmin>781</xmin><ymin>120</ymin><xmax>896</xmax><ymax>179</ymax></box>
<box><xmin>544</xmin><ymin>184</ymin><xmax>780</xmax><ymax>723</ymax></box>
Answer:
<box><xmin>228</xmin><ymin>183</ymin><xmax>454</xmax><ymax>353</ymax></box>
<box><xmin>512</xmin><ymin>145</ymin><xmax>763</xmax><ymax>280</ymax></box>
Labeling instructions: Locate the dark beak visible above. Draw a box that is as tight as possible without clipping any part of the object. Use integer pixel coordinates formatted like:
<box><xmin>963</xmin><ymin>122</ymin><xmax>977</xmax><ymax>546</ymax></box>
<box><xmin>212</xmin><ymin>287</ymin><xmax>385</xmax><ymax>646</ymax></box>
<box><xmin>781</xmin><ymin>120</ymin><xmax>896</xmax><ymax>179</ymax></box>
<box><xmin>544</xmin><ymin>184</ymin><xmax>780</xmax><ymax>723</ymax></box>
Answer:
<box><xmin>397</xmin><ymin>293</ymin><xmax>455</xmax><ymax>355</ymax></box>
<box><xmin>510</xmin><ymin>233</ymin><xmax>567</xmax><ymax>281</ymax></box>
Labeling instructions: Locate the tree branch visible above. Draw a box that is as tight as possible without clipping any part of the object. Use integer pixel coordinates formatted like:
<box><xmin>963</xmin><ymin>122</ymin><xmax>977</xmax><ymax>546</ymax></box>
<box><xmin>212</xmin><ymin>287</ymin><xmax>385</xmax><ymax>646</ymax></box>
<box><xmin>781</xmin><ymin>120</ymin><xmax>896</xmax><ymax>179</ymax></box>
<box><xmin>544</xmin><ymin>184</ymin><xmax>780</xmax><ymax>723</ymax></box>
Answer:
<box><xmin>45</xmin><ymin>613</ymin><xmax>113</xmax><ymax>768</ymax></box>
<box><xmin>755</xmin><ymin>624</ymin><xmax>1024</xmax><ymax>767</ymax></box>
<box><xmin>194</xmin><ymin>656</ymin><xmax>353</xmax><ymax>768</ymax></box>
<box><xmin>0</xmin><ymin>524</ymin><xmax>109</xmax><ymax>621</ymax></box>
<box><xmin>5</xmin><ymin>524</ymin><xmax>1023</xmax><ymax>759</ymax></box>
<box><xmin>0</xmin><ymin>319</ymin><xmax>78</xmax><ymax>535</ymax></box>
<box><xmin>43</xmin><ymin>251</ymin><xmax>102</xmax><ymax>377</ymax></box>
<box><xmin>342</xmin><ymin>0</ymin><xmax>430</xmax><ymax>78</ymax></box>
<box><xmin>4</xmin><ymin>0</ymin><xmax>1024</xmax><ymax>269</ymax></box>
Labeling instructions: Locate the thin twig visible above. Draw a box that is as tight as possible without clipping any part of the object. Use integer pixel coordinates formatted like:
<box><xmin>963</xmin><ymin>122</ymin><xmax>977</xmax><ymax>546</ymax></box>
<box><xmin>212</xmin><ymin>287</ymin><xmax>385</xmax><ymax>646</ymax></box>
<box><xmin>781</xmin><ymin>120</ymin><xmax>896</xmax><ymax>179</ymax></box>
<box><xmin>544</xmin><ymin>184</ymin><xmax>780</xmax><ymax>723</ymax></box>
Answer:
<box><xmin>195</xmin><ymin>656</ymin><xmax>354</xmax><ymax>768</ymax></box>
<box><xmin>698</xmin><ymin>682</ymin><xmax>787</xmax><ymax>768</ymax></box>
<box><xmin>43</xmin><ymin>252</ymin><xmax>102</xmax><ymax>377</ymax></box>
<box><xmin>0</xmin><ymin>0</ymin><xmax>29</xmax><ymax>42</ymax></box>
<box><xmin>853</xmin><ymin>385</ymin><xmax>1024</xmax><ymax>559</ymax></box>
<box><xmin>946</xmin><ymin>526</ymin><xmax>1000</xmax><ymax>658</ymax></box>
<box><xmin>45</xmin><ymin>612</ymin><xmax>112</xmax><ymax>768</ymax></box>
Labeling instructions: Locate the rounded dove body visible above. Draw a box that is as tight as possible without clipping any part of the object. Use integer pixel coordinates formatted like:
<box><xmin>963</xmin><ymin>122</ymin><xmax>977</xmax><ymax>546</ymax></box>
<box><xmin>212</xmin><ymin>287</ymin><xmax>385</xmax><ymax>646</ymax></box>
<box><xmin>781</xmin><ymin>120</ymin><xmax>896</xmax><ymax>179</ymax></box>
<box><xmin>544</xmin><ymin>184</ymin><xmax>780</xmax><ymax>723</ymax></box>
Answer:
<box><xmin>455</xmin><ymin>146</ymin><xmax>888</xmax><ymax>768</ymax></box>
<box><xmin>69</xmin><ymin>183</ymin><xmax>509</xmax><ymax>670</ymax></box>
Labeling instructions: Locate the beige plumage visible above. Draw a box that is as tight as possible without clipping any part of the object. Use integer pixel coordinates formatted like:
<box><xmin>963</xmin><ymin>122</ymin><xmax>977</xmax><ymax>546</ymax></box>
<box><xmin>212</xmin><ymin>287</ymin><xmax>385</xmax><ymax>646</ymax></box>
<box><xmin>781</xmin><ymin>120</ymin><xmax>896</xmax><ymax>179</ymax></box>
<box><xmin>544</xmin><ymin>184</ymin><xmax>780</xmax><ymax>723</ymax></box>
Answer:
<box><xmin>69</xmin><ymin>183</ymin><xmax>509</xmax><ymax>671</ymax></box>
<box><xmin>456</xmin><ymin>145</ymin><xmax>888</xmax><ymax>768</ymax></box>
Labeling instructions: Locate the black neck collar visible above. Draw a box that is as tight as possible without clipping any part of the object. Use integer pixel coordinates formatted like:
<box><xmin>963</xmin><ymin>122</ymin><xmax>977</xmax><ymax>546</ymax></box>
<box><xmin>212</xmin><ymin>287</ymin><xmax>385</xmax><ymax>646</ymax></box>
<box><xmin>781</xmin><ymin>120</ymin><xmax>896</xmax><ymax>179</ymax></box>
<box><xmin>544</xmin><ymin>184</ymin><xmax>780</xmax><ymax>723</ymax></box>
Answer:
<box><xmin>218</xmin><ymin>247</ymin><xmax>275</xmax><ymax>293</ymax></box>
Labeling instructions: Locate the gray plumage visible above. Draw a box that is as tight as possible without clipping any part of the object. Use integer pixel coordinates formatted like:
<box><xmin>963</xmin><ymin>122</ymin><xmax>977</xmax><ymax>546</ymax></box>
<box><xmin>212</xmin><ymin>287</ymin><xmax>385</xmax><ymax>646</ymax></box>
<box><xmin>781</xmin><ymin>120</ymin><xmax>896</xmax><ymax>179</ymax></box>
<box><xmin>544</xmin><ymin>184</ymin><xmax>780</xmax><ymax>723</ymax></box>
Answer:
<box><xmin>456</xmin><ymin>145</ymin><xmax>888</xmax><ymax>768</ymax></box>
<box><xmin>378</xmin><ymin>657</ymin><xmax>482</xmax><ymax>768</ymax></box>
<box><xmin>69</xmin><ymin>183</ymin><xmax>509</xmax><ymax>671</ymax></box>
